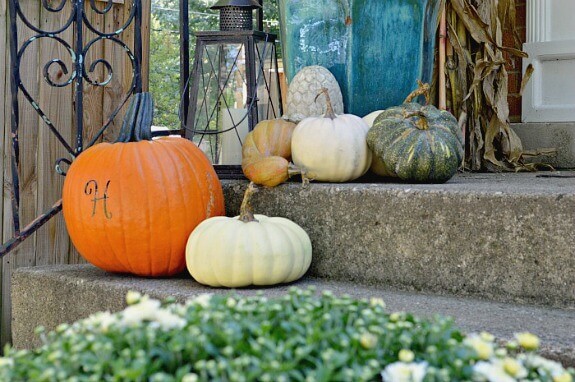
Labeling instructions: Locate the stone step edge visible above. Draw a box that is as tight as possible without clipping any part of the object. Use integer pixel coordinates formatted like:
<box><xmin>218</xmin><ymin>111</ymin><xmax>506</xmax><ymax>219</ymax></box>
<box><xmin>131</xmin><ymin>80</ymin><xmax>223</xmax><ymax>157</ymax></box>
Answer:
<box><xmin>220</xmin><ymin>178</ymin><xmax>575</xmax><ymax>309</ymax></box>
<box><xmin>11</xmin><ymin>264</ymin><xmax>575</xmax><ymax>367</ymax></box>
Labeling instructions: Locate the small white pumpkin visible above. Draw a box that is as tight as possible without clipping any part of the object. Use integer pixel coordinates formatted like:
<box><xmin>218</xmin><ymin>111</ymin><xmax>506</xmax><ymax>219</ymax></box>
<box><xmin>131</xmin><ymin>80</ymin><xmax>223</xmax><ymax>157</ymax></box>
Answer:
<box><xmin>286</xmin><ymin>66</ymin><xmax>344</xmax><ymax>123</ymax></box>
<box><xmin>291</xmin><ymin>89</ymin><xmax>372</xmax><ymax>182</ymax></box>
<box><xmin>186</xmin><ymin>183</ymin><xmax>312</xmax><ymax>288</ymax></box>
<box><xmin>363</xmin><ymin>110</ymin><xmax>395</xmax><ymax>177</ymax></box>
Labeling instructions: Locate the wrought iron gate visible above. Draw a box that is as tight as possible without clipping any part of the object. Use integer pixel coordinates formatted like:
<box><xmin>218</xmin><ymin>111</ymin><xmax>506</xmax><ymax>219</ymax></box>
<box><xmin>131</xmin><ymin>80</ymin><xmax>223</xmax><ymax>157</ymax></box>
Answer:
<box><xmin>1</xmin><ymin>0</ymin><xmax>143</xmax><ymax>255</ymax></box>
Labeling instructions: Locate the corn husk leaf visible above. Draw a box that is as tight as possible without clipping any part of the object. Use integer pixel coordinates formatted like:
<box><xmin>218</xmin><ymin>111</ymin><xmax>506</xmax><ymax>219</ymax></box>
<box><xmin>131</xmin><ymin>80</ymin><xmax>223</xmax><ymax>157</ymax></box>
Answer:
<box><xmin>438</xmin><ymin>0</ymin><xmax>555</xmax><ymax>171</ymax></box>
<box><xmin>519</xmin><ymin>63</ymin><xmax>534</xmax><ymax>95</ymax></box>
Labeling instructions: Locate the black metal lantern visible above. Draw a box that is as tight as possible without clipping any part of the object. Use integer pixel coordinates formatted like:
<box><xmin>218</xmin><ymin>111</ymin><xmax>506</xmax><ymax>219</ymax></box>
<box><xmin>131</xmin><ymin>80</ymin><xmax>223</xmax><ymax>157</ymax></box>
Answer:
<box><xmin>184</xmin><ymin>1</ymin><xmax>283</xmax><ymax>176</ymax></box>
<box><xmin>211</xmin><ymin>0</ymin><xmax>262</xmax><ymax>31</ymax></box>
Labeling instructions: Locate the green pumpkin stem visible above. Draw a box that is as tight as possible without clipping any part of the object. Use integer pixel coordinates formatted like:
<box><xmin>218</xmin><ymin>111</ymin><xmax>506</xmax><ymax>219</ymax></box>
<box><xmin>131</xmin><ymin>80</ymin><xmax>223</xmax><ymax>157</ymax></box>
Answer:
<box><xmin>239</xmin><ymin>182</ymin><xmax>259</xmax><ymax>223</ymax></box>
<box><xmin>404</xmin><ymin>80</ymin><xmax>431</xmax><ymax>105</ymax></box>
<box><xmin>116</xmin><ymin>92</ymin><xmax>154</xmax><ymax>143</ymax></box>
<box><xmin>404</xmin><ymin>110</ymin><xmax>430</xmax><ymax>130</ymax></box>
<box><xmin>315</xmin><ymin>87</ymin><xmax>336</xmax><ymax>120</ymax></box>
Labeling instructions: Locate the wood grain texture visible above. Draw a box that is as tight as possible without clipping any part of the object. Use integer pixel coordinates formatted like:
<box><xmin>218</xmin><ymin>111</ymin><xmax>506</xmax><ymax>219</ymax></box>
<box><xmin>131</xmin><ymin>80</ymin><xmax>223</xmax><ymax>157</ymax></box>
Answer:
<box><xmin>0</xmin><ymin>0</ymin><xmax>149</xmax><ymax>346</ymax></box>
<box><xmin>0</xmin><ymin>0</ymin><xmax>9</xmax><ymax>348</ymax></box>
<box><xmin>34</xmin><ymin>0</ymin><xmax>74</xmax><ymax>265</ymax></box>
<box><xmin>2</xmin><ymin>0</ymin><xmax>41</xmax><ymax>346</ymax></box>
<box><xmin>141</xmin><ymin>0</ymin><xmax>150</xmax><ymax>91</ymax></box>
<box><xmin>102</xmin><ymin>2</ymin><xmax>129</xmax><ymax>142</ymax></box>
<box><xmin>81</xmin><ymin>1</ymin><xmax>105</xmax><ymax>145</ymax></box>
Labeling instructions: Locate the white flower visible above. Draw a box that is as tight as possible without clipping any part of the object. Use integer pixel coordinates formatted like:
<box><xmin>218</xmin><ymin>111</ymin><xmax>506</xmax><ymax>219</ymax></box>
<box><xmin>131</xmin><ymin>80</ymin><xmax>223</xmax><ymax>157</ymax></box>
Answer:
<box><xmin>190</xmin><ymin>293</ymin><xmax>213</xmax><ymax>308</ymax></box>
<box><xmin>182</xmin><ymin>373</ymin><xmax>199</xmax><ymax>382</ymax></box>
<box><xmin>522</xmin><ymin>354</ymin><xmax>566</xmax><ymax>377</ymax></box>
<box><xmin>381</xmin><ymin>361</ymin><xmax>428</xmax><ymax>382</ymax></box>
<box><xmin>480</xmin><ymin>331</ymin><xmax>495</xmax><ymax>343</ymax></box>
<box><xmin>154</xmin><ymin>310</ymin><xmax>186</xmax><ymax>330</ymax></box>
<box><xmin>370</xmin><ymin>297</ymin><xmax>386</xmax><ymax>308</ymax></box>
<box><xmin>126</xmin><ymin>291</ymin><xmax>143</xmax><ymax>305</ymax></box>
<box><xmin>121</xmin><ymin>298</ymin><xmax>161</xmax><ymax>326</ymax></box>
<box><xmin>464</xmin><ymin>334</ymin><xmax>494</xmax><ymax>360</ymax></box>
<box><xmin>398</xmin><ymin>349</ymin><xmax>415</xmax><ymax>363</ymax></box>
<box><xmin>0</xmin><ymin>357</ymin><xmax>14</xmax><ymax>368</ymax></box>
<box><xmin>226</xmin><ymin>297</ymin><xmax>237</xmax><ymax>308</ymax></box>
<box><xmin>514</xmin><ymin>332</ymin><xmax>540</xmax><ymax>351</ymax></box>
<box><xmin>553</xmin><ymin>373</ymin><xmax>573</xmax><ymax>382</ymax></box>
<box><xmin>359</xmin><ymin>332</ymin><xmax>378</xmax><ymax>349</ymax></box>
<box><xmin>473</xmin><ymin>361</ymin><xmax>516</xmax><ymax>382</ymax></box>
<box><xmin>502</xmin><ymin>357</ymin><xmax>528</xmax><ymax>379</ymax></box>
<box><xmin>83</xmin><ymin>311</ymin><xmax>117</xmax><ymax>333</ymax></box>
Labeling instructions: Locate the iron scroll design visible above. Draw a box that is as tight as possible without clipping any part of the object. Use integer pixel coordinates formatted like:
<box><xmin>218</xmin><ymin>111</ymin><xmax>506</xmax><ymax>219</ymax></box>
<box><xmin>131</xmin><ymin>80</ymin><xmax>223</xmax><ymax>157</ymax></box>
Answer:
<box><xmin>1</xmin><ymin>0</ymin><xmax>143</xmax><ymax>255</ymax></box>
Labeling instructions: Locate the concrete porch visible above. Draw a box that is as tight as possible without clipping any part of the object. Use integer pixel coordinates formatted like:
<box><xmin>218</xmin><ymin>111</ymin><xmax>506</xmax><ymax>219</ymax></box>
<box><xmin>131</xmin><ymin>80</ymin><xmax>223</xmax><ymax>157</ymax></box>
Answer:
<box><xmin>11</xmin><ymin>172</ymin><xmax>575</xmax><ymax>365</ymax></box>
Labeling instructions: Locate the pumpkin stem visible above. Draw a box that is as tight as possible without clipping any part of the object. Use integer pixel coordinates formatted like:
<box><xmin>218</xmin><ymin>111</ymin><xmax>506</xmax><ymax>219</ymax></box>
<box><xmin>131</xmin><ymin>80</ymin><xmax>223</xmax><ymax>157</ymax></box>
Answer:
<box><xmin>315</xmin><ymin>87</ymin><xmax>337</xmax><ymax>120</ymax></box>
<box><xmin>403</xmin><ymin>110</ymin><xmax>430</xmax><ymax>130</ymax></box>
<box><xmin>239</xmin><ymin>182</ymin><xmax>259</xmax><ymax>223</ymax></box>
<box><xmin>403</xmin><ymin>80</ymin><xmax>431</xmax><ymax>105</ymax></box>
<box><xmin>116</xmin><ymin>92</ymin><xmax>154</xmax><ymax>143</ymax></box>
<box><xmin>287</xmin><ymin>163</ymin><xmax>302</xmax><ymax>178</ymax></box>
<box><xmin>299</xmin><ymin>167</ymin><xmax>315</xmax><ymax>188</ymax></box>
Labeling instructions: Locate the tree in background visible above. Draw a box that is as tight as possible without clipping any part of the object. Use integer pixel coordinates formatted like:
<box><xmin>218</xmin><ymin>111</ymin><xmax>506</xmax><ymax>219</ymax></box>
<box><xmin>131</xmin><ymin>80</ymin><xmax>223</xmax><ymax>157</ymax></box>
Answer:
<box><xmin>149</xmin><ymin>0</ymin><xmax>279</xmax><ymax>128</ymax></box>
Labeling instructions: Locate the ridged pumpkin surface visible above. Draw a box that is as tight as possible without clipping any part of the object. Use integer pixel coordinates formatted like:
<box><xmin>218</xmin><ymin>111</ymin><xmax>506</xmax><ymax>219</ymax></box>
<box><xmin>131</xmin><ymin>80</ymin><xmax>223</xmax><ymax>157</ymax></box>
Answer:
<box><xmin>290</xmin><ymin>87</ymin><xmax>371</xmax><ymax>182</ymax></box>
<box><xmin>63</xmin><ymin>138</ymin><xmax>225</xmax><ymax>276</ymax></box>
<box><xmin>186</xmin><ymin>214</ymin><xmax>312</xmax><ymax>287</ymax></box>
<box><xmin>241</xmin><ymin>119</ymin><xmax>298</xmax><ymax>187</ymax></box>
<box><xmin>367</xmin><ymin>103</ymin><xmax>464</xmax><ymax>183</ymax></box>
<box><xmin>291</xmin><ymin>113</ymin><xmax>372</xmax><ymax>182</ymax></box>
<box><xmin>363</xmin><ymin>110</ymin><xmax>395</xmax><ymax>177</ymax></box>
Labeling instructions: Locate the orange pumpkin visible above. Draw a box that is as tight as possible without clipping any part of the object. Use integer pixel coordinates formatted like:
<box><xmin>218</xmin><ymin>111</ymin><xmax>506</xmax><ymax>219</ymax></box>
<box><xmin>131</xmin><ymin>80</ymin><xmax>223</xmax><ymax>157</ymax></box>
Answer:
<box><xmin>241</xmin><ymin>119</ymin><xmax>299</xmax><ymax>187</ymax></box>
<box><xmin>62</xmin><ymin>93</ymin><xmax>225</xmax><ymax>276</ymax></box>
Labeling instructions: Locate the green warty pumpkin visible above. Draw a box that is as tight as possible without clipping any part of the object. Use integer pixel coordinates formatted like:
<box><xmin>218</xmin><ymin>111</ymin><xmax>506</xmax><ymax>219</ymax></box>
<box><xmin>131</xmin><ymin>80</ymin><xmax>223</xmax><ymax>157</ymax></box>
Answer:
<box><xmin>366</xmin><ymin>102</ymin><xmax>464</xmax><ymax>183</ymax></box>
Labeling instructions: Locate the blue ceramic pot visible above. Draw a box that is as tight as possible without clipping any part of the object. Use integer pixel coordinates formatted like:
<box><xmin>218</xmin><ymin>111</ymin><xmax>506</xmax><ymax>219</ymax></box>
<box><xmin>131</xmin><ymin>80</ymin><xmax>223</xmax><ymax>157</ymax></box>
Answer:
<box><xmin>279</xmin><ymin>0</ymin><xmax>440</xmax><ymax>117</ymax></box>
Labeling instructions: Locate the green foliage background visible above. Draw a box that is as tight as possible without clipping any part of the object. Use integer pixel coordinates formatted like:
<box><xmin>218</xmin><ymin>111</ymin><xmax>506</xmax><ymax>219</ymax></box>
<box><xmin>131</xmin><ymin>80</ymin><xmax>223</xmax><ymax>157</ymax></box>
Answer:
<box><xmin>149</xmin><ymin>0</ymin><xmax>280</xmax><ymax>128</ymax></box>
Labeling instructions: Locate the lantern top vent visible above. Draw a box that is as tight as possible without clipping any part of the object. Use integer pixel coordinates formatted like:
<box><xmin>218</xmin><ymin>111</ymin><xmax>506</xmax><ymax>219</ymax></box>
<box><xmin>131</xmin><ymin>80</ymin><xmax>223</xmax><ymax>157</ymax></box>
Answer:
<box><xmin>210</xmin><ymin>0</ymin><xmax>261</xmax><ymax>9</ymax></box>
<box><xmin>211</xmin><ymin>0</ymin><xmax>262</xmax><ymax>31</ymax></box>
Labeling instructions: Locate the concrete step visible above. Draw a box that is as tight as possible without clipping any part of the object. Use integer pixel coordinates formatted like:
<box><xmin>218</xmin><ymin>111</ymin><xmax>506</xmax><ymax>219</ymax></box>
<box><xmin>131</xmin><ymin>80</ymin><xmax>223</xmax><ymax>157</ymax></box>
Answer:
<box><xmin>221</xmin><ymin>172</ymin><xmax>575</xmax><ymax>309</ymax></box>
<box><xmin>11</xmin><ymin>264</ymin><xmax>575</xmax><ymax>367</ymax></box>
<box><xmin>512</xmin><ymin>122</ymin><xmax>575</xmax><ymax>169</ymax></box>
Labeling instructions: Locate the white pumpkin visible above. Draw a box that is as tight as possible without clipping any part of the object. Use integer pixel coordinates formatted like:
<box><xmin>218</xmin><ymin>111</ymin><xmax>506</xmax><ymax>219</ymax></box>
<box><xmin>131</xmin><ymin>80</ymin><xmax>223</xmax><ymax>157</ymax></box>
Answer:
<box><xmin>286</xmin><ymin>66</ymin><xmax>344</xmax><ymax>123</ymax></box>
<box><xmin>186</xmin><ymin>184</ymin><xmax>312</xmax><ymax>288</ymax></box>
<box><xmin>291</xmin><ymin>90</ymin><xmax>372</xmax><ymax>182</ymax></box>
<box><xmin>363</xmin><ymin>110</ymin><xmax>383</xmax><ymax>127</ymax></box>
<box><xmin>362</xmin><ymin>110</ymin><xmax>395</xmax><ymax>177</ymax></box>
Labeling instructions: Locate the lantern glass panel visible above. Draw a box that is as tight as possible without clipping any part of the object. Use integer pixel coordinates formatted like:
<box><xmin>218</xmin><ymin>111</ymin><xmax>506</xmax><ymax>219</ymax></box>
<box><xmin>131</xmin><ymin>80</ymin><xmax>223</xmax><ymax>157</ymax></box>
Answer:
<box><xmin>191</xmin><ymin>42</ymin><xmax>249</xmax><ymax>165</ymax></box>
<box><xmin>255</xmin><ymin>38</ymin><xmax>281</xmax><ymax>123</ymax></box>
<box><xmin>187</xmin><ymin>32</ymin><xmax>282</xmax><ymax>168</ymax></box>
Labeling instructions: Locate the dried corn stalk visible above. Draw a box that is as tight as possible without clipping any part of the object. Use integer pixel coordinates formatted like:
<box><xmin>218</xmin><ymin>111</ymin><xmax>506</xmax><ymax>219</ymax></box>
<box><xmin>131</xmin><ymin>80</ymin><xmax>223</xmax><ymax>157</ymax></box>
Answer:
<box><xmin>441</xmin><ymin>0</ymin><xmax>553</xmax><ymax>171</ymax></box>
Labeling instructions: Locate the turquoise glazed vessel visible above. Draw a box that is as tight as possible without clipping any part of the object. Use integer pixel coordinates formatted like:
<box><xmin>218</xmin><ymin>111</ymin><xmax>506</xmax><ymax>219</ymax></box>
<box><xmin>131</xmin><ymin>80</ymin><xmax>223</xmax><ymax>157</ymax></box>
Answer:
<box><xmin>279</xmin><ymin>0</ymin><xmax>441</xmax><ymax>117</ymax></box>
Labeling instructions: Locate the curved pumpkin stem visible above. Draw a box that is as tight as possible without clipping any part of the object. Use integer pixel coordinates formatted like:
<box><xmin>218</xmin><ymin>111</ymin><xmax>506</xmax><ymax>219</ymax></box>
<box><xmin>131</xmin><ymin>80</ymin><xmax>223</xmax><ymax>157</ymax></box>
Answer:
<box><xmin>403</xmin><ymin>110</ymin><xmax>430</xmax><ymax>131</ymax></box>
<box><xmin>116</xmin><ymin>92</ymin><xmax>154</xmax><ymax>143</ymax></box>
<box><xmin>315</xmin><ymin>87</ymin><xmax>337</xmax><ymax>120</ymax></box>
<box><xmin>239</xmin><ymin>182</ymin><xmax>259</xmax><ymax>223</ymax></box>
<box><xmin>404</xmin><ymin>80</ymin><xmax>431</xmax><ymax>105</ymax></box>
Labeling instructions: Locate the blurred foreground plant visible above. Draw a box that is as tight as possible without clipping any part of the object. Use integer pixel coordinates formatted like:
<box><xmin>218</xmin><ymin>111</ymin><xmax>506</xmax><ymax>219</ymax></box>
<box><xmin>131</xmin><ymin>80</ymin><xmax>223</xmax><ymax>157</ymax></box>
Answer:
<box><xmin>0</xmin><ymin>288</ymin><xmax>572</xmax><ymax>381</ymax></box>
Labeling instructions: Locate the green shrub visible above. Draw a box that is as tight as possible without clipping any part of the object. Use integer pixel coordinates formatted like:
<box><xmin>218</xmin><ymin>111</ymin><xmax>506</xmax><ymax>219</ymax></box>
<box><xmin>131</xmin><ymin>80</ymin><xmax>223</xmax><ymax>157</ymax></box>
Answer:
<box><xmin>0</xmin><ymin>288</ymin><xmax>573</xmax><ymax>381</ymax></box>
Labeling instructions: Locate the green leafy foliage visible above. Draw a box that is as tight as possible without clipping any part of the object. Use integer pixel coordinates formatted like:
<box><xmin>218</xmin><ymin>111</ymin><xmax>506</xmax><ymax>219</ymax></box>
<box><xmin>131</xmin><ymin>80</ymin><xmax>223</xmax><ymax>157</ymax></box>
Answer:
<box><xmin>149</xmin><ymin>0</ymin><xmax>280</xmax><ymax>129</ymax></box>
<box><xmin>0</xmin><ymin>288</ymin><xmax>573</xmax><ymax>381</ymax></box>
